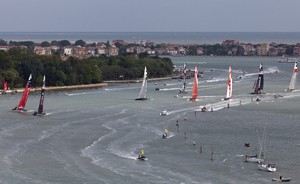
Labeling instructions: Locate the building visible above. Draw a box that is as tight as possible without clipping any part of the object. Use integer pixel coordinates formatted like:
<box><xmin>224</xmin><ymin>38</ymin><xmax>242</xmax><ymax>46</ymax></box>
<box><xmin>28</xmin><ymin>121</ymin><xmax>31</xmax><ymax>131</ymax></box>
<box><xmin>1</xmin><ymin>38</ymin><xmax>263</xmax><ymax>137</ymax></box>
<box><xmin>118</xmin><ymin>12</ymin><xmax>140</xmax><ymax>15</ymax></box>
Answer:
<box><xmin>196</xmin><ymin>47</ymin><xmax>204</xmax><ymax>55</ymax></box>
<box><xmin>256</xmin><ymin>43</ymin><xmax>269</xmax><ymax>56</ymax></box>
<box><xmin>293</xmin><ymin>47</ymin><xmax>300</xmax><ymax>56</ymax></box>
<box><xmin>241</xmin><ymin>44</ymin><xmax>255</xmax><ymax>56</ymax></box>
<box><xmin>63</xmin><ymin>47</ymin><xmax>72</xmax><ymax>56</ymax></box>
<box><xmin>0</xmin><ymin>46</ymin><xmax>10</xmax><ymax>52</ymax></box>
<box><xmin>109</xmin><ymin>44</ymin><xmax>119</xmax><ymax>56</ymax></box>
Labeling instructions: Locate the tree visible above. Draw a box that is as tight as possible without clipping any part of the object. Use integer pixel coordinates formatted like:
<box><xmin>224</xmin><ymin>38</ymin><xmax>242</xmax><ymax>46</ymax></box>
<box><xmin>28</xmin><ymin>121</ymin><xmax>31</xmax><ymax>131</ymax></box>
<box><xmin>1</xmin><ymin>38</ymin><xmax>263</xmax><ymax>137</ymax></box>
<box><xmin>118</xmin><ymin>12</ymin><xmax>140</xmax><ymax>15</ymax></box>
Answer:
<box><xmin>0</xmin><ymin>39</ymin><xmax>7</xmax><ymax>46</ymax></box>
<box><xmin>41</xmin><ymin>41</ymin><xmax>51</xmax><ymax>47</ymax></box>
<box><xmin>58</xmin><ymin>40</ymin><xmax>71</xmax><ymax>47</ymax></box>
<box><xmin>74</xmin><ymin>40</ymin><xmax>86</xmax><ymax>47</ymax></box>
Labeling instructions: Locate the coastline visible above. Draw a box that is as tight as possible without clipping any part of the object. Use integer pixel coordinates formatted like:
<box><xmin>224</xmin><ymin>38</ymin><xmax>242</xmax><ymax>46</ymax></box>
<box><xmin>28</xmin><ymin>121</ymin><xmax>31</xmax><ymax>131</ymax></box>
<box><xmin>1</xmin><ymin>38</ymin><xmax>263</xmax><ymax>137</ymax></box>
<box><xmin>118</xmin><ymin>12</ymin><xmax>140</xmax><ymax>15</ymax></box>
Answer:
<box><xmin>1</xmin><ymin>76</ymin><xmax>173</xmax><ymax>94</ymax></box>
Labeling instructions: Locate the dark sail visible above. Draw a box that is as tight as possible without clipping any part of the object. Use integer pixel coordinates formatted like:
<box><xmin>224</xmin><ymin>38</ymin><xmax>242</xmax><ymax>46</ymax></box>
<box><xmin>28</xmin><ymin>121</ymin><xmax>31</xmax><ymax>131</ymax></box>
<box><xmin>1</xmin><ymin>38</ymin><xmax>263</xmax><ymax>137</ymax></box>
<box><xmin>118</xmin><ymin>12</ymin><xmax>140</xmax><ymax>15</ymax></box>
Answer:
<box><xmin>252</xmin><ymin>63</ymin><xmax>264</xmax><ymax>94</ymax></box>
<box><xmin>33</xmin><ymin>75</ymin><xmax>46</xmax><ymax>116</ymax></box>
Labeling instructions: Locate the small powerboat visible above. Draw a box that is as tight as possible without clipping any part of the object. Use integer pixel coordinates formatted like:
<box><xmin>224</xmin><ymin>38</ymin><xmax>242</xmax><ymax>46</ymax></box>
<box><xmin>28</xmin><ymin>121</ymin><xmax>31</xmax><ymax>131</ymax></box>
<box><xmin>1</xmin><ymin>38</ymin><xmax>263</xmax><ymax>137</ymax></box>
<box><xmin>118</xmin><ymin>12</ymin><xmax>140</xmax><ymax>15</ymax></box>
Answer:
<box><xmin>160</xmin><ymin>110</ymin><xmax>167</xmax><ymax>116</ymax></box>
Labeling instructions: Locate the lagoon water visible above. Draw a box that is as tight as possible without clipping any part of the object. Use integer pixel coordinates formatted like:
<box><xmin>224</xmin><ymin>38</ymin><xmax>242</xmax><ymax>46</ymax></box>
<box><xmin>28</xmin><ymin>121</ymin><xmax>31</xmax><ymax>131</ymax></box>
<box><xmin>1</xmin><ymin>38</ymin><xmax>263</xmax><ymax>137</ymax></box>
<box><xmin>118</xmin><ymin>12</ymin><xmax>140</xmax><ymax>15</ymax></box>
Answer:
<box><xmin>0</xmin><ymin>56</ymin><xmax>300</xmax><ymax>183</ymax></box>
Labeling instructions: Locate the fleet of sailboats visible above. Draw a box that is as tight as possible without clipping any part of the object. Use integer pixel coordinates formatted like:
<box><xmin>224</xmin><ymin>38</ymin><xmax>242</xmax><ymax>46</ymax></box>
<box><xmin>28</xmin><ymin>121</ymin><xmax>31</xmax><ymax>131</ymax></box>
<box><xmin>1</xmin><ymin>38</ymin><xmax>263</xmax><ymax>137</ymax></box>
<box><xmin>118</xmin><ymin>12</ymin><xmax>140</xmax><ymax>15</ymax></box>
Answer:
<box><xmin>286</xmin><ymin>62</ymin><xmax>298</xmax><ymax>92</ymax></box>
<box><xmin>135</xmin><ymin>66</ymin><xmax>148</xmax><ymax>100</ymax></box>
<box><xmin>12</xmin><ymin>74</ymin><xmax>32</xmax><ymax>111</ymax></box>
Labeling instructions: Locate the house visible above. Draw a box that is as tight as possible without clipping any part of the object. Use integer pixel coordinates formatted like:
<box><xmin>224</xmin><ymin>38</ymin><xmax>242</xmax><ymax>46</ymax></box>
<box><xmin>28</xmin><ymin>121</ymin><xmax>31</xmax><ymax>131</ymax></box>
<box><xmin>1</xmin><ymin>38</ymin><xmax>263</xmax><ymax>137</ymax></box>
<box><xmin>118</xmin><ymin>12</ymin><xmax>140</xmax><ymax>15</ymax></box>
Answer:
<box><xmin>64</xmin><ymin>47</ymin><xmax>72</xmax><ymax>56</ymax></box>
<box><xmin>196</xmin><ymin>47</ymin><xmax>204</xmax><ymax>55</ymax></box>
<box><xmin>293</xmin><ymin>47</ymin><xmax>300</xmax><ymax>56</ymax></box>
<box><xmin>34</xmin><ymin>46</ymin><xmax>52</xmax><ymax>55</ymax></box>
<box><xmin>0</xmin><ymin>46</ymin><xmax>10</xmax><ymax>52</ymax></box>
<box><xmin>241</xmin><ymin>44</ymin><xmax>255</xmax><ymax>56</ymax></box>
<box><xmin>256</xmin><ymin>43</ymin><xmax>270</xmax><ymax>56</ymax></box>
<box><xmin>109</xmin><ymin>44</ymin><xmax>119</xmax><ymax>56</ymax></box>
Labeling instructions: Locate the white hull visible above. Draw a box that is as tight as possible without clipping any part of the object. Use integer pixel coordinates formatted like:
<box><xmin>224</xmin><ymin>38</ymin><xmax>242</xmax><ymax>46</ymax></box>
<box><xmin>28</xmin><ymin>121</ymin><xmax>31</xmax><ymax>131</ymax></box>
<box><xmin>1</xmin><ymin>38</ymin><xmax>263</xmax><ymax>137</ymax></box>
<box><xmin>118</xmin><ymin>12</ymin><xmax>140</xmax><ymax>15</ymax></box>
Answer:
<box><xmin>245</xmin><ymin>157</ymin><xmax>264</xmax><ymax>163</ymax></box>
<box><xmin>258</xmin><ymin>163</ymin><xmax>276</xmax><ymax>172</ymax></box>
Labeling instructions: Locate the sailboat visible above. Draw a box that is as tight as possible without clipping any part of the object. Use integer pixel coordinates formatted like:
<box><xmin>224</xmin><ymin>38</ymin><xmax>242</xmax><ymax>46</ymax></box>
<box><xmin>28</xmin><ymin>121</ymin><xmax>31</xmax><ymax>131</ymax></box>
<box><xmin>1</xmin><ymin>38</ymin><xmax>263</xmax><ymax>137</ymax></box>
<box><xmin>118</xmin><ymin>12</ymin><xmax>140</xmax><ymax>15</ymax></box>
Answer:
<box><xmin>245</xmin><ymin>130</ymin><xmax>265</xmax><ymax>163</ymax></box>
<box><xmin>179</xmin><ymin>63</ymin><xmax>188</xmax><ymax>94</ymax></box>
<box><xmin>286</xmin><ymin>62</ymin><xmax>298</xmax><ymax>92</ymax></box>
<box><xmin>189</xmin><ymin>66</ymin><xmax>198</xmax><ymax>101</ymax></box>
<box><xmin>1</xmin><ymin>82</ymin><xmax>8</xmax><ymax>94</ymax></box>
<box><xmin>223</xmin><ymin>66</ymin><xmax>232</xmax><ymax>100</ymax></box>
<box><xmin>257</xmin><ymin>126</ymin><xmax>277</xmax><ymax>172</ymax></box>
<box><xmin>251</xmin><ymin>63</ymin><xmax>264</xmax><ymax>94</ymax></box>
<box><xmin>135</xmin><ymin>67</ymin><xmax>148</xmax><ymax>100</ymax></box>
<box><xmin>33</xmin><ymin>75</ymin><xmax>46</xmax><ymax>116</ymax></box>
<box><xmin>12</xmin><ymin>74</ymin><xmax>32</xmax><ymax>111</ymax></box>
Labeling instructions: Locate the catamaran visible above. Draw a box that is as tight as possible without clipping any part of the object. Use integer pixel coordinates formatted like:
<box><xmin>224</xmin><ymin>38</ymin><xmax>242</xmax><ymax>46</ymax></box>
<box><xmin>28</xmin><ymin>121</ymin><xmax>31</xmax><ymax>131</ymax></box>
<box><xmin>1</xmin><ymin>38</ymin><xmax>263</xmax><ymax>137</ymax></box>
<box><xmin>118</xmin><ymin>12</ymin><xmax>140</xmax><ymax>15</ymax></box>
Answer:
<box><xmin>33</xmin><ymin>75</ymin><xmax>46</xmax><ymax>116</ymax></box>
<box><xmin>286</xmin><ymin>62</ymin><xmax>298</xmax><ymax>92</ymax></box>
<box><xmin>179</xmin><ymin>63</ymin><xmax>188</xmax><ymax>94</ymax></box>
<box><xmin>189</xmin><ymin>66</ymin><xmax>198</xmax><ymax>101</ymax></box>
<box><xmin>251</xmin><ymin>63</ymin><xmax>264</xmax><ymax>94</ymax></box>
<box><xmin>224</xmin><ymin>66</ymin><xmax>232</xmax><ymax>100</ymax></box>
<box><xmin>135</xmin><ymin>67</ymin><xmax>148</xmax><ymax>100</ymax></box>
<box><xmin>12</xmin><ymin>74</ymin><xmax>32</xmax><ymax>111</ymax></box>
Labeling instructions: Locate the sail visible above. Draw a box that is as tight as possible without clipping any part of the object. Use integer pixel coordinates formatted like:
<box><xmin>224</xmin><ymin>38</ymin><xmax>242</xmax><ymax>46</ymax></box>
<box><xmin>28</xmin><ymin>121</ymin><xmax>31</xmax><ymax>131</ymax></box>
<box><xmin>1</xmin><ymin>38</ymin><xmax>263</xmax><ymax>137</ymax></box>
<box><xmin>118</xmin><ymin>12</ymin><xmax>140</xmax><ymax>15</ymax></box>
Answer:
<box><xmin>252</xmin><ymin>63</ymin><xmax>264</xmax><ymax>94</ymax></box>
<box><xmin>191</xmin><ymin>67</ymin><xmax>198</xmax><ymax>99</ymax></box>
<box><xmin>3</xmin><ymin>82</ymin><xmax>8</xmax><ymax>91</ymax></box>
<box><xmin>165</xmin><ymin>129</ymin><xmax>168</xmax><ymax>133</ymax></box>
<box><xmin>37</xmin><ymin>75</ymin><xmax>46</xmax><ymax>114</ymax></box>
<box><xmin>141</xmin><ymin>150</ymin><xmax>145</xmax><ymax>155</ymax></box>
<box><xmin>225</xmin><ymin>66</ymin><xmax>233</xmax><ymax>99</ymax></box>
<box><xmin>14</xmin><ymin>74</ymin><xmax>32</xmax><ymax>111</ymax></box>
<box><xmin>179</xmin><ymin>63</ymin><xmax>187</xmax><ymax>93</ymax></box>
<box><xmin>136</xmin><ymin>67</ymin><xmax>147</xmax><ymax>100</ymax></box>
<box><xmin>287</xmin><ymin>62</ymin><xmax>298</xmax><ymax>91</ymax></box>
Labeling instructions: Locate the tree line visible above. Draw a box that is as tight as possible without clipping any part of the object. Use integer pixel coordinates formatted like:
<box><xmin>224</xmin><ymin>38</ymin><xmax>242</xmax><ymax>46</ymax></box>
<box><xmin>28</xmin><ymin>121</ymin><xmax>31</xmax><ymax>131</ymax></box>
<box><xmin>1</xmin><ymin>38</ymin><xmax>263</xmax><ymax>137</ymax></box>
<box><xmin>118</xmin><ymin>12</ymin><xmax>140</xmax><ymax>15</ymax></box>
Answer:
<box><xmin>0</xmin><ymin>47</ymin><xmax>173</xmax><ymax>88</ymax></box>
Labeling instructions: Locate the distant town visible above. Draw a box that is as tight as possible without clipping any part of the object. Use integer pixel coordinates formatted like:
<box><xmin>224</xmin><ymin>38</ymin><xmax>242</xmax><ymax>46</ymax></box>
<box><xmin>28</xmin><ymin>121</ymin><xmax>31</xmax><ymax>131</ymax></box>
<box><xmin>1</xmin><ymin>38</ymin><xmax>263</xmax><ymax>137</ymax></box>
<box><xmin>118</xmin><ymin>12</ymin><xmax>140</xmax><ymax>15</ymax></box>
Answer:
<box><xmin>0</xmin><ymin>38</ymin><xmax>300</xmax><ymax>59</ymax></box>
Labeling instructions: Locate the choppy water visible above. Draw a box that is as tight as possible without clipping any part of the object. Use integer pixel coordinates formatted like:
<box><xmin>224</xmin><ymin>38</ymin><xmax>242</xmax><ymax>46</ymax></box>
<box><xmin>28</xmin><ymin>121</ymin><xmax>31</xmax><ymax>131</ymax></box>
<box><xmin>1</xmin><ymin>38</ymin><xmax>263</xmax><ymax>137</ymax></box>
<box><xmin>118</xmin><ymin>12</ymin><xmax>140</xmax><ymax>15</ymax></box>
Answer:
<box><xmin>0</xmin><ymin>56</ymin><xmax>299</xmax><ymax>184</ymax></box>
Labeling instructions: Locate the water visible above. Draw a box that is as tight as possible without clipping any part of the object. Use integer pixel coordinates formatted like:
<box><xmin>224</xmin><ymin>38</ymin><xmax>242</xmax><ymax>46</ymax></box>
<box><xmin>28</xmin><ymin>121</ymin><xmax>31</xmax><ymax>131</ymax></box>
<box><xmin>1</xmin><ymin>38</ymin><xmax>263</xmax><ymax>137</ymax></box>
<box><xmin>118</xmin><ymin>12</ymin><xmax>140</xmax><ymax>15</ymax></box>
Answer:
<box><xmin>0</xmin><ymin>56</ymin><xmax>299</xmax><ymax>183</ymax></box>
<box><xmin>1</xmin><ymin>32</ymin><xmax>300</xmax><ymax>44</ymax></box>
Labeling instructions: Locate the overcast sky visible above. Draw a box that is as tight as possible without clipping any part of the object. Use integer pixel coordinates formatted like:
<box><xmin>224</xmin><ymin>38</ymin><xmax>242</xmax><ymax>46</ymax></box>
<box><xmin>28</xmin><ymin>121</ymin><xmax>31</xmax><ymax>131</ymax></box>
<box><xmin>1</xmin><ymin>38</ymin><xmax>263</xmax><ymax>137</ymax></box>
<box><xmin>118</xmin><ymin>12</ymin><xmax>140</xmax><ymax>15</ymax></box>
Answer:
<box><xmin>1</xmin><ymin>0</ymin><xmax>299</xmax><ymax>32</ymax></box>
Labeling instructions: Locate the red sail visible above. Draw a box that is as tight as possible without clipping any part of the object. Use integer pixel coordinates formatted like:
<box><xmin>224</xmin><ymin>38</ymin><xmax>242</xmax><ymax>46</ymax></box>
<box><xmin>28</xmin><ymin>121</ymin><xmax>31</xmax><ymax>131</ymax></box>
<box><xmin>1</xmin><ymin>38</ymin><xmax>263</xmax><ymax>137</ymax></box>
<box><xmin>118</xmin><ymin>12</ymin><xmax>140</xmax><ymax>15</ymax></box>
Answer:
<box><xmin>3</xmin><ymin>82</ymin><xmax>8</xmax><ymax>91</ymax></box>
<box><xmin>191</xmin><ymin>67</ymin><xmax>198</xmax><ymax>99</ymax></box>
<box><xmin>15</xmin><ymin>74</ymin><xmax>32</xmax><ymax>111</ymax></box>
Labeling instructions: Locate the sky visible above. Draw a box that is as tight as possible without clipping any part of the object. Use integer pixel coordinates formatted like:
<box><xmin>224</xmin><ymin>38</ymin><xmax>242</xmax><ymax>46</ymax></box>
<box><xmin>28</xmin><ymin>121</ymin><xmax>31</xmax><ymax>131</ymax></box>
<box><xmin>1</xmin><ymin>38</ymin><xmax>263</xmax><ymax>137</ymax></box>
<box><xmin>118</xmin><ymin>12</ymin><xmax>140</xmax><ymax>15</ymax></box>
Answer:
<box><xmin>1</xmin><ymin>0</ymin><xmax>300</xmax><ymax>32</ymax></box>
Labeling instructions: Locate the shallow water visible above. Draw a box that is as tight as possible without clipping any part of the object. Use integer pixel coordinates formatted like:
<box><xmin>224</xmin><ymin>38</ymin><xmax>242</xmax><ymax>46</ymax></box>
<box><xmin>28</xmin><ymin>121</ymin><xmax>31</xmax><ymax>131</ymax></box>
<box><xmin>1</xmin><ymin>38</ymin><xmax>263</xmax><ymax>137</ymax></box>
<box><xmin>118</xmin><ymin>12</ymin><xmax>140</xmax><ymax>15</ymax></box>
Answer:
<box><xmin>0</xmin><ymin>56</ymin><xmax>299</xmax><ymax>183</ymax></box>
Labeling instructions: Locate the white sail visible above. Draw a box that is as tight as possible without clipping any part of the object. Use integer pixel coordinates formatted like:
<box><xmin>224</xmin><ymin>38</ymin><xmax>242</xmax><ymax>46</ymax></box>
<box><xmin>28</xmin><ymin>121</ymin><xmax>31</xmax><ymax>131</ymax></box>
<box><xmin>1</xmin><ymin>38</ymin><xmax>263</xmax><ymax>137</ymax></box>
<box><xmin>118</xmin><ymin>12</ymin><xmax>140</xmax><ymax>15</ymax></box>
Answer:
<box><xmin>136</xmin><ymin>67</ymin><xmax>148</xmax><ymax>100</ymax></box>
<box><xmin>287</xmin><ymin>62</ymin><xmax>298</xmax><ymax>92</ymax></box>
<box><xmin>179</xmin><ymin>63</ymin><xmax>187</xmax><ymax>94</ymax></box>
<box><xmin>225</xmin><ymin>66</ymin><xmax>232</xmax><ymax>100</ymax></box>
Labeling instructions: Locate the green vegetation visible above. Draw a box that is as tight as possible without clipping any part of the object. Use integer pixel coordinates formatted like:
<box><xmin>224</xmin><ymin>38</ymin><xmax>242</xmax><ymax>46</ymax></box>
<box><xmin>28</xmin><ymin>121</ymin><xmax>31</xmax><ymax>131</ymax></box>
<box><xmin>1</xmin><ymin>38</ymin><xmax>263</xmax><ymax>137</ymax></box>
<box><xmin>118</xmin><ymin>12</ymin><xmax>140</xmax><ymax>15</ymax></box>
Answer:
<box><xmin>0</xmin><ymin>48</ymin><xmax>173</xmax><ymax>88</ymax></box>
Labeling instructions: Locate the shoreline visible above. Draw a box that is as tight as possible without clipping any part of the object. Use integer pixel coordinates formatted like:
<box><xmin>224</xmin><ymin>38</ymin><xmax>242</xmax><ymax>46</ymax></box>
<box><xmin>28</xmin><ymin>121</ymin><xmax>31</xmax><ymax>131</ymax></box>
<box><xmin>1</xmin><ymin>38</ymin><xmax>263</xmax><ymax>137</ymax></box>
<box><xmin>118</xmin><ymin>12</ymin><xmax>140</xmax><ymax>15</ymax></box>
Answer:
<box><xmin>0</xmin><ymin>76</ymin><xmax>173</xmax><ymax>94</ymax></box>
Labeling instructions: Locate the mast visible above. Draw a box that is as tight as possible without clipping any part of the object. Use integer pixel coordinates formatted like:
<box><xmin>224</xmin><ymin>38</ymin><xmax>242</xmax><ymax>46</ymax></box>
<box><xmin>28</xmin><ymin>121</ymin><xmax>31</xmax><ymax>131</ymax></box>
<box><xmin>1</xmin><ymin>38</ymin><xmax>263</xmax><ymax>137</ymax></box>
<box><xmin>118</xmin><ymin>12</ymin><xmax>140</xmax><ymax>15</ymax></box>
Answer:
<box><xmin>13</xmin><ymin>74</ymin><xmax>32</xmax><ymax>111</ymax></box>
<box><xmin>287</xmin><ymin>62</ymin><xmax>298</xmax><ymax>92</ymax></box>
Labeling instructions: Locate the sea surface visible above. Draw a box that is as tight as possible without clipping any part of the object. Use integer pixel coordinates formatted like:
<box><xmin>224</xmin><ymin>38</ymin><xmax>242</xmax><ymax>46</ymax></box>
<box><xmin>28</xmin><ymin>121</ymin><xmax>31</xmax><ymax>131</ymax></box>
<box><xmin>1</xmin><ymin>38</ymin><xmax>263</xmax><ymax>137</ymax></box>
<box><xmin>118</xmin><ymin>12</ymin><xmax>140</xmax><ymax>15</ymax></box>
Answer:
<box><xmin>0</xmin><ymin>56</ymin><xmax>300</xmax><ymax>183</ymax></box>
<box><xmin>1</xmin><ymin>32</ymin><xmax>300</xmax><ymax>44</ymax></box>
